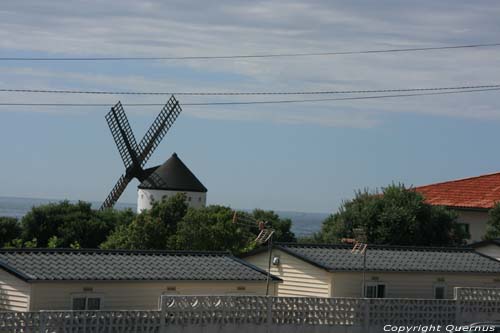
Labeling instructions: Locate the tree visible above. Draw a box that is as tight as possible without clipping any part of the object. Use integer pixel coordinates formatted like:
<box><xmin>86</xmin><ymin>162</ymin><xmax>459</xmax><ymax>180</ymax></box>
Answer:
<box><xmin>20</xmin><ymin>201</ymin><xmax>133</xmax><ymax>248</ymax></box>
<box><xmin>175</xmin><ymin>207</ymin><xmax>296</xmax><ymax>254</ymax></box>
<box><xmin>0</xmin><ymin>217</ymin><xmax>22</xmax><ymax>246</ymax></box>
<box><xmin>102</xmin><ymin>195</ymin><xmax>296</xmax><ymax>253</ymax></box>
<box><xmin>251</xmin><ymin>209</ymin><xmax>296</xmax><ymax>243</ymax></box>
<box><xmin>485</xmin><ymin>202</ymin><xmax>500</xmax><ymax>239</ymax></box>
<box><xmin>318</xmin><ymin>184</ymin><xmax>468</xmax><ymax>246</ymax></box>
<box><xmin>101</xmin><ymin>194</ymin><xmax>188</xmax><ymax>250</ymax></box>
<box><xmin>175</xmin><ymin>205</ymin><xmax>251</xmax><ymax>253</ymax></box>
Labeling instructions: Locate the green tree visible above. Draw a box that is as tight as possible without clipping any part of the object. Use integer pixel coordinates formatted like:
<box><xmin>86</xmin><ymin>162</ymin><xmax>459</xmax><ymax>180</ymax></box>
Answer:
<box><xmin>175</xmin><ymin>207</ymin><xmax>296</xmax><ymax>253</ymax></box>
<box><xmin>101</xmin><ymin>194</ymin><xmax>188</xmax><ymax>250</ymax></box>
<box><xmin>102</xmin><ymin>195</ymin><xmax>296</xmax><ymax>253</ymax></box>
<box><xmin>485</xmin><ymin>202</ymin><xmax>500</xmax><ymax>239</ymax></box>
<box><xmin>20</xmin><ymin>201</ymin><xmax>132</xmax><ymax>248</ymax></box>
<box><xmin>175</xmin><ymin>205</ymin><xmax>253</xmax><ymax>253</ymax></box>
<box><xmin>318</xmin><ymin>184</ymin><xmax>467</xmax><ymax>246</ymax></box>
<box><xmin>251</xmin><ymin>209</ymin><xmax>296</xmax><ymax>243</ymax></box>
<box><xmin>0</xmin><ymin>217</ymin><xmax>22</xmax><ymax>246</ymax></box>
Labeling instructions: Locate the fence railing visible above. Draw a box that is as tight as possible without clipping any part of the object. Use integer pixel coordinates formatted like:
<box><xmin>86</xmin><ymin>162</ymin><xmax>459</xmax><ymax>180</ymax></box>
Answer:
<box><xmin>0</xmin><ymin>287</ymin><xmax>498</xmax><ymax>332</ymax></box>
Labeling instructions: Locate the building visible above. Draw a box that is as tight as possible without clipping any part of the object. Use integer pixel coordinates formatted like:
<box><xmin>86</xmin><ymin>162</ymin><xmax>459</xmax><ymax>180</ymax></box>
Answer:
<box><xmin>415</xmin><ymin>172</ymin><xmax>500</xmax><ymax>243</ymax></box>
<box><xmin>242</xmin><ymin>243</ymin><xmax>500</xmax><ymax>299</ymax></box>
<box><xmin>470</xmin><ymin>239</ymin><xmax>500</xmax><ymax>261</ymax></box>
<box><xmin>0</xmin><ymin>248</ymin><xmax>280</xmax><ymax>311</ymax></box>
<box><xmin>137</xmin><ymin>153</ymin><xmax>207</xmax><ymax>212</ymax></box>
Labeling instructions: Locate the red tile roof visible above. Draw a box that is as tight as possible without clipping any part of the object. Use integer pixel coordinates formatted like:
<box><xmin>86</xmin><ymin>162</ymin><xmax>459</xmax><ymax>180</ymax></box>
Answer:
<box><xmin>415</xmin><ymin>172</ymin><xmax>500</xmax><ymax>210</ymax></box>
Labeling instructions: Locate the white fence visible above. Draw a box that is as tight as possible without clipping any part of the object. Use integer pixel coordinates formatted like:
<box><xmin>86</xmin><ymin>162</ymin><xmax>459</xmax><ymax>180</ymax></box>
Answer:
<box><xmin>0</xmin><ymin>287</ymin><xmax>499</xmax><ymax>333</ymax></box>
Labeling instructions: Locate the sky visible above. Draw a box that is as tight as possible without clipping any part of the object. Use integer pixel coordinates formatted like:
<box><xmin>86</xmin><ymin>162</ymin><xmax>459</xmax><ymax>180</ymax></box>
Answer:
<box><xmin>1</xmin><ymin>1</ymin><xmax>500</xmax><ymax>213</ymax></box>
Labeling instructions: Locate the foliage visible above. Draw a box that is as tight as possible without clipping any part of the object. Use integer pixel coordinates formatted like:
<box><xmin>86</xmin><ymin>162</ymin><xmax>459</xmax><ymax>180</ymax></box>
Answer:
<box><xmin>19</xmin><ymin>201</ymin><xmax>133</xmax><ymax>248</ymax></box>
<box><xmin>175</xmin><ymin>207</ymin><xmax>296</xmax><ymax>254</ymax></box>
<box><xmin>175</xmin><ymin>206</ymin><xmax>252</xmax><ymax>253</ymax></box>
<box><xmin>102</xmin><ymin>194</ymin><xmax>296</xmax><ymax>253</ymax></box>
<box><xmin>0</xmin><ymin>217</ymin><xmax>22</xmax><ymax>247</ymax></box>
<box><xmin>485</xmin><ymin>202</ymin><xmax>500</xmax><ymax>239</ymax></box>
<box><xmin>101</xmin><ymin>194</ymin><xmax>188</xmax><ymax>250</ymax></box>
<box><xmin>251</xmin><ymin>209</ymin><xmax>296</xmax><ymax>243</ymax></box>
<box><xmin>317</xmin><ymin>184</ymin><xmax>468</xmax><ymax>246</ymax></box>
<box><xmin>1</xmin><ymin>195</ymin><xmax>296</xmax><ymax>252</ymax></box>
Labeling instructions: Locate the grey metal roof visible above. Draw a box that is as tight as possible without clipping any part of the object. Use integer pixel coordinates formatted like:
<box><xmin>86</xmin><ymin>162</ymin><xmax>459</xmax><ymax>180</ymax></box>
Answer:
<box><xmin>0</xmin><ymin>249</ymin><xmax>279</xmax><ymax>282</ymax></box>
<box><xmin>246</xmin><ymin>243</ymin><xmax>500</xmax><ymax>273</ymax></box>
<box><xmin>469</xmin><ymin>239</ymin><xmax>500</xmax><ymax>248</ymax></box>
<box><xmin>138</xmin><ymin>153</ymin><xmax>207</xmax><ymax>192</ymax></box>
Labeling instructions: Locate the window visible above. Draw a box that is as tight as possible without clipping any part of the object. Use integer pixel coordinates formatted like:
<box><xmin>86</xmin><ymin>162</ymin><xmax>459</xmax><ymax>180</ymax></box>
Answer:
<box><xmin>434</xmin><ymin>285</ymin><xmax>446</xmax><ymax>299</ymax></box>
<box><xmin>72</xmin><ymin>297</ymin><xmax>86</xmax><ymax>310</ymax></box>
<box><xmin>198</xmin><ymin>197</ymin><xmax>202</xmax><ymax>202</ymax></box>
<box><xmin>457</xmin><ymin>223</ymin><xmax>470</xmax><ymax>236</ymax></box>
<box><xmin>72</xmin><ymin>295</ymin><xmax>102</xmax><ymax>310</ymax></box>
<box><xmin>365</xmin><ymin>283</ymin><xmax>386</xmax><ymax>298</ymax></box>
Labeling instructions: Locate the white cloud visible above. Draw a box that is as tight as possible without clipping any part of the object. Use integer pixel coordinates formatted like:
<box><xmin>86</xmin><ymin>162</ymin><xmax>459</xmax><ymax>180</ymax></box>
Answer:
<box><xmin>0</xmin><ymin>0</ymin><xmax>500</xmax><ymax>127</ymax></box>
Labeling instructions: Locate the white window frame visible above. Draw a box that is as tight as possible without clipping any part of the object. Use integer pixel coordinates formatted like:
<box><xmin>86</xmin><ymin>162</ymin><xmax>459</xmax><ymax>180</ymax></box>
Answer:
<box><xmin>364</xmin><ymin>282</ymin><xmax>387</xmax><ymax>298</ymax></box>
<box><xmin>433</xmin><ymin>284</ymin><xmax>447</xmax><ymax>299</ymax></box>
<box><xmin>71</xmin><ymin>293</ymin><xmax>104</xmax><ymax>310</ymax></box>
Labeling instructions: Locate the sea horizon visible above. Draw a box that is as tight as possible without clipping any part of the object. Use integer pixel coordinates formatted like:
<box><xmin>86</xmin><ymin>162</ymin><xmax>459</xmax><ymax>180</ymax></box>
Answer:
<box><xmin>0</xmin><ymin>196</ymin><xmax>326</xmax><ymax>237</ymax></box>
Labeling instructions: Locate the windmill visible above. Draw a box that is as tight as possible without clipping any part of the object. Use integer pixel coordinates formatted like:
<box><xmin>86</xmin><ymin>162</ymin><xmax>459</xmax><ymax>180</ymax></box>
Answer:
<box><xmin>100</xmin><ymin>95</ymin><xmax>182</xmax><ymax>210</ymax></box>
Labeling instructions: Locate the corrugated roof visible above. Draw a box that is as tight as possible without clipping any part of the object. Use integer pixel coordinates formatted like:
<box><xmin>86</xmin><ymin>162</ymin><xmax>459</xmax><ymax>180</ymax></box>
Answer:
<box><xmin>139</xmin><ymin>153</ymin><xmax>207</xmax><ymax>192</ymax></box>
<box><xmin>415</xmin><ymin>172</ymin><xmax>500</xmax><ymax>209</ymax></box>
<box><xmin>243</xmin><ymin>243</ymin><xmax>500</xmax><ymax>273</ymax></box>
<box><xmin>0</xmin><ymin>249</ymin><xmax>279</xmax><ymax>282</ymax></box>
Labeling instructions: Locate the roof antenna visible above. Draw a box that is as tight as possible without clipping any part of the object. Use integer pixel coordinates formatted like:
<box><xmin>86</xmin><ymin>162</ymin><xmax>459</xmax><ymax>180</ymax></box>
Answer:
<box><xmin>348</xmin><ymin>227</ymin><xmax>368</xmax><ymax>297</ymax></box>
<box><xmin>233</xmin><ymin>212</ymin><xmax>275</xmax><ymax>295</ymax></box>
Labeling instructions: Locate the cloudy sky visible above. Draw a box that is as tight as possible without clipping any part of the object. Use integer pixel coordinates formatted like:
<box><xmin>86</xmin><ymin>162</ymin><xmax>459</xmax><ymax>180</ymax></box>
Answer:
<box><xmin>1</xmin><ymin>1</ymin><xmax>500</xmax><ymax>213</ymax></box>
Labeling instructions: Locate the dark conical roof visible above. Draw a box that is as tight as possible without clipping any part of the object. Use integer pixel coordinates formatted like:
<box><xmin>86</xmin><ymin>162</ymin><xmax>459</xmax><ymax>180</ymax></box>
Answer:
<box><xmin>138</xmin><ymin>153</ymin><xmax>207</xmax><ymax>192</ymax></box>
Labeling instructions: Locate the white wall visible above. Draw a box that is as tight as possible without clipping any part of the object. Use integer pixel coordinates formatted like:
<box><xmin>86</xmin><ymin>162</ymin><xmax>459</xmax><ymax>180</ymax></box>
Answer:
<box><xmin>244</xmin><ymin>250</ymin><xmax>500</xmax><ymax>299</ymax></box>
<box><xmin>137</xmin><ymin>188</ymin><xmax>206</xmax><ymax>212</ymax></box>
<box><xmin>30</xmin><ymin>280</ymin><xmax>275</xmax><ymax>311</ymax></box>
<box><xmin>332</xmin><ymin>272</ymin><xmax>500</xmax><ymax>298</ymax></box>
<box><xmin>245</xmin><ymin>250</ymin><xmax>331</xmax><ymax>297</ymax></box>
<box><xmin>0</xmin><ymin>269</ymin><xmax>31</xmax><ymax>311</ymax></box>
<box><xmin>456</xmin><ymin>210</ymin><xmax>489</xmax><ymax>243</ymax></box>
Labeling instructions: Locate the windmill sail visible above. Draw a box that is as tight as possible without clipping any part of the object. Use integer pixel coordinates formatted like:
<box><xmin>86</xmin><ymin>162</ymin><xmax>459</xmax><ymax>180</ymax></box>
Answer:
<box><xmin>137</xmin><ymin>96</ymin><xmax>181</xmax><ymax>167</ymax></box>
<box><xmin>101</xmin><ymin>174</ymin><xmax>133</xmax><ymax>210</ymax></box>
<box><xmin>100</xmin><ymin>95</ymin><xmax>182</xmax><ymax>210</ymax></box>
<box><xmin>105</xmin><ymin>102</ymin><xmax>139</xmax><ymax>169</ymax></box>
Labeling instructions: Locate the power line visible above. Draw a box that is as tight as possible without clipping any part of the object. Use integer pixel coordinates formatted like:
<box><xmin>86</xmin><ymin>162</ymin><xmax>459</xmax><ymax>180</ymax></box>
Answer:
<box><xmin>0</xmin><ymin>87</ymin><xmax>498</xmax><ymax>107</ymax></box>
<box><xmin>1</xmin><ymin>43</ymin><xmax>499</xmax><ymax>61</ymax></box>
<box><xmin>1</xmin><ymin>84</ymin><xmax>499</xmax><ymax>96</ymax></box>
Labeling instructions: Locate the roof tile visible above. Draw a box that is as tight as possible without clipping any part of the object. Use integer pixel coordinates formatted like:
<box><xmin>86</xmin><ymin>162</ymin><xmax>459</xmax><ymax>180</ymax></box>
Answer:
<box><xmin>0</xmin><ymin>249</ymin><xmax>275</xmax><ymax>282</ymax></box>
<box><xmin>415</xmin><ymin>172</ymin><xmax>500</xmax><ymax>209</ymax></box>
<box><xmin>276</xmin><ymin>243</ymin><xmax>500</xmax><ymax>273</ymax></box>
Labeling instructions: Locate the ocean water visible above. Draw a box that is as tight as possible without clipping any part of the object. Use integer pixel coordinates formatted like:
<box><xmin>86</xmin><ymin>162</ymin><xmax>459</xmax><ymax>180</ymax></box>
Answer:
<box><xmin>0</xmin><ymin>196</ymin><xmax>326</xmax><ymax>237</ymax></box>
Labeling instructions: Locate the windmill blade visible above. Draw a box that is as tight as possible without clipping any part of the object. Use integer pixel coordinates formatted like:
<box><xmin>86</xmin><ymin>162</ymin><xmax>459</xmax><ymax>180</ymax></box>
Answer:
<box><xmin>137</xmin><ymin>95</ymin><xmax>182</xmax><ymax>167</ymax></box>
<box><xmin>100</xmin><ymin>174</ymin><xmax>133</xmax><ymax>210</ymax></box>
<box><xmin>105</xmin><ymin>101</ymin><xmax>139</xmax><ymax>169</ymax></box>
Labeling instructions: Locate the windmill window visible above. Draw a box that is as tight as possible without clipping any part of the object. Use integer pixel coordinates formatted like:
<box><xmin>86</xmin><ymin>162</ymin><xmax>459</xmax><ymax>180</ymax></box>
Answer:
<box><xmin>188</xmin><ymin>197</ymin><xmax>192</xmax><ymax>202</ymax></box>
<box><xmin>198</xmin><ymin>197</ymin><xmax>202</xmax><ymax>202</ymax></box>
